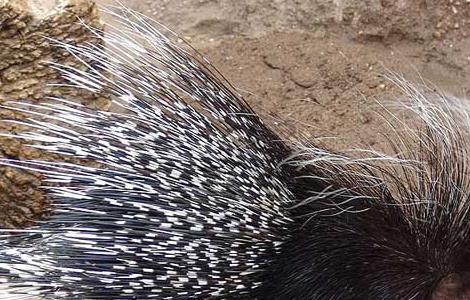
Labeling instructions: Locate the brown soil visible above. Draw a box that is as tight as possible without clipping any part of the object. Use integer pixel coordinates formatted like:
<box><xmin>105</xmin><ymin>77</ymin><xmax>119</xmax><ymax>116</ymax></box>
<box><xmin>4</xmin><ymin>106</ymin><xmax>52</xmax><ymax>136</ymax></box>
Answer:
<box><xmin>1</xmin><ymin>0</ymin><xmax>470</xmax><ymax>227</ymax></box>
<box><xmin>98</xmin><ymin>0</ymin><xmax>470</xmax><ymax>151</ymax></box>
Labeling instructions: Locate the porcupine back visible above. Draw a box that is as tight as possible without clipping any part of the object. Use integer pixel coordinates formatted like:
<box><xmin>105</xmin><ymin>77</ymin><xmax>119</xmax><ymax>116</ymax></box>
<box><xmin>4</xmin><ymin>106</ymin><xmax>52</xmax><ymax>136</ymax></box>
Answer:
<box><xmin>0</xmin><ymin>5</ymin><xmax>470</xmax><ymax>300</ymax></box>
<box><xmin>0</xmin><ymin>6</ymin><xmax>296</xmax><ymax>299</ymax></box>
<box><xmin>271</xmin><ymin>83</ymin><xmax>470</xmax><ymax>300</ymax></box>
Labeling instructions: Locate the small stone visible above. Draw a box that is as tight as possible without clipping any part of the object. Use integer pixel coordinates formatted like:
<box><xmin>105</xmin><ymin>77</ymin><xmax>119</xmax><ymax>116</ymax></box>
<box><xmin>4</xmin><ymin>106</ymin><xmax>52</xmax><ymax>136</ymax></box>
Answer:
<box><xmin>290</xmin><ymin>68</ymin><xmax>316</xmax><ymax>88</ymax></box>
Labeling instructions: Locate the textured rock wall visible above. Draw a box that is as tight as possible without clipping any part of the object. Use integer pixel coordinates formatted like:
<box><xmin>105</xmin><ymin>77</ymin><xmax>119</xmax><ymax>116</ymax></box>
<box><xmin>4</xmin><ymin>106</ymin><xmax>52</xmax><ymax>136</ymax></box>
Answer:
<box><xmin>0</xmin><ymin>0</ymin><xmax>103</xmax><ymax>228</ymax></box>
<box><xmin>0</xmin><ymin>0</ymin><xmax>103</xmax><ymax>101</ymax></box>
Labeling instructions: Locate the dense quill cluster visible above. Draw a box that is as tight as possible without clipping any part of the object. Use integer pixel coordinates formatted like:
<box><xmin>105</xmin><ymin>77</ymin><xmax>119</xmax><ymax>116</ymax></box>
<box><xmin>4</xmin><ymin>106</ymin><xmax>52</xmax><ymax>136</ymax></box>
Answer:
<box><xmin>0</xmin><ymin>7</ymin><xmax>296</xmax><ymax>299</ymax></box>
<box><xmin>0</xmin><ymin>5</ymin><xmax>470</xmax><ymax>300</ymax></box>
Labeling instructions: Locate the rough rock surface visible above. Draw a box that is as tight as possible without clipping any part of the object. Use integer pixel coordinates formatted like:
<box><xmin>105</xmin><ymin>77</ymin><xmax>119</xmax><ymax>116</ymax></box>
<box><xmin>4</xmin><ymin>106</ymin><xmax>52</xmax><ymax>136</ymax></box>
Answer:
<box><xmin>0</xmin><ymin>0</ymin><xmax>103</xmax><ymax>228</ymax></box>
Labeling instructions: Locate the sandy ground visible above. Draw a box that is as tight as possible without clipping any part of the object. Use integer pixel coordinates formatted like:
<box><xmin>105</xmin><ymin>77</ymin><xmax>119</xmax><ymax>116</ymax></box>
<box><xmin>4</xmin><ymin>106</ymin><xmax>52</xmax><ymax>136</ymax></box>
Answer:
<box><xmin>96</xmin><ymin>0</ymin><xmax>470</xmax><ymax>150</ymax></box>
<box><xmin>1</xmin><ymin>0</ymin><xmax>470</xmax><ymax>227</ymax></box>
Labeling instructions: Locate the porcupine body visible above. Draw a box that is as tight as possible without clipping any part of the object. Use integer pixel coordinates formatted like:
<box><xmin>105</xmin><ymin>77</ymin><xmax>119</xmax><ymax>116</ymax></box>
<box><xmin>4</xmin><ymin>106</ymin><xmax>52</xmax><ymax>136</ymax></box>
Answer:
<box><xmin>0</xmin><ymin>6</ymin><xmax>470</xmax><ymax>300</ymax></box>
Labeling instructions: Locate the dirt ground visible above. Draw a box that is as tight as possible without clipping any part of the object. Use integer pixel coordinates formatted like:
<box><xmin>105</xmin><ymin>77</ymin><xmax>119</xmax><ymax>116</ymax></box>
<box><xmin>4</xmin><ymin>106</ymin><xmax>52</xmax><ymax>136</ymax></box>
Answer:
<box><xmin>97</xmin><ymin>0</ymin><xmax>470</xmax><ymax>150</ymax></box>
<box><xmin>1</xmin><ymin>0</ymin><xmax>470</xmax><ymax>227</ymax></box>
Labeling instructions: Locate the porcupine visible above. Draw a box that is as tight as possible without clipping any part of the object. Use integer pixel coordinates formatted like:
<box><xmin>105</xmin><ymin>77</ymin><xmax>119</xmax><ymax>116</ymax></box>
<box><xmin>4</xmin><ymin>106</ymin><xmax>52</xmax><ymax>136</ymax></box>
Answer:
<box><xmin>0</xmin><ymin>5</ymin><xmax>469</xmax><ymax>300</ymax></box>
